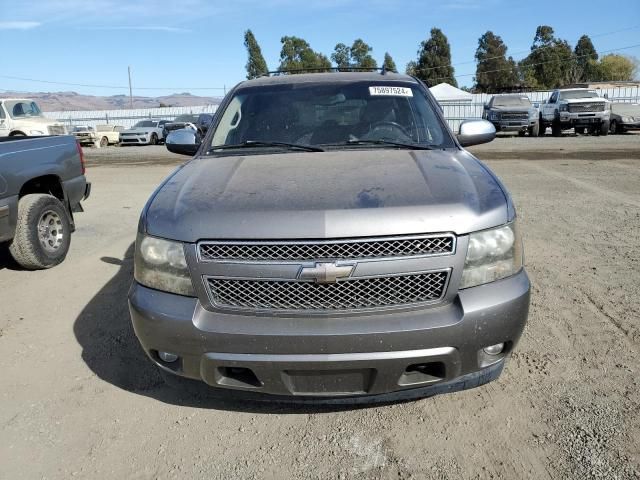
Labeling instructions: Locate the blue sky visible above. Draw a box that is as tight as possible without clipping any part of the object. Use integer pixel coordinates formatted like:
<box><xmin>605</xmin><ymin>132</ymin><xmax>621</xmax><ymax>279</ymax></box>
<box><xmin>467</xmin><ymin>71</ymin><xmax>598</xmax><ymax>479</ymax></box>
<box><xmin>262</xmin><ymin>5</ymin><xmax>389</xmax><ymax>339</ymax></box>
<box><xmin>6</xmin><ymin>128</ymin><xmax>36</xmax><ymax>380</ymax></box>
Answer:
<box><xmin>1</xmin><ymin>0</ymin><xmax>639</xmax><ymax>97</ymax></box>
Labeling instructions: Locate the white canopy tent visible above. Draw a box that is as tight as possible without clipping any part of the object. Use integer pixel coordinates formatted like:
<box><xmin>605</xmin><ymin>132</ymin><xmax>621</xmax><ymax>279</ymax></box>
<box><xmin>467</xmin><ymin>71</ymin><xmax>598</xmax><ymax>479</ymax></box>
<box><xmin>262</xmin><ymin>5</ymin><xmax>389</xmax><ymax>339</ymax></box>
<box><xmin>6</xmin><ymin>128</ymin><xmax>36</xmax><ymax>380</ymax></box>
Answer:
<box><xmin>429</xmin><ymin>83</ymin><xmax>473</xmax><ymax>103</ymax></box>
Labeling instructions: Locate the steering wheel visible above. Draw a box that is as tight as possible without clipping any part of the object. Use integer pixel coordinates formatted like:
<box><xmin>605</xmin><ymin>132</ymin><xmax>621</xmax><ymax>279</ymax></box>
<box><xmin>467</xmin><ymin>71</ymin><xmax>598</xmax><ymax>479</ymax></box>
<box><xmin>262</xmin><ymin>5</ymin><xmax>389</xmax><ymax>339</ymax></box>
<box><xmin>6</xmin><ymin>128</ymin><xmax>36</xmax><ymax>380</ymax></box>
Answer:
<box><xmin>369</xmin><ymin>121</ymin><xmax>412</xmax><ymax>140</ymax></box>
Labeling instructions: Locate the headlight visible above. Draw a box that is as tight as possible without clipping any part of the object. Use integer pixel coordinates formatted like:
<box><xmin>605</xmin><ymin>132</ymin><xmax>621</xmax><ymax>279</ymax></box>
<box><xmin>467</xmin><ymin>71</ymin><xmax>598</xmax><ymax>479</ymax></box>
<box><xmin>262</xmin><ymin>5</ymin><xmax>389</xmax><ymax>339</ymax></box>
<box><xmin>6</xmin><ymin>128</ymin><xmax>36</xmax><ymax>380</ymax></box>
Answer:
<box><xmin>29</xmin><ymin>130</ymin><xmax>45</xmax><ymax>135</ymax></box>
<box><xmin>134</xmin><ymin>233</ymin><xmax>195</xmax><ymax>296</ymax></box>
<box><xmin>559</xmin><ymin>104</ymin><xmax>568</xmax><ymax>112</ymax></box>
<box><xmin>460</xmin><ymin>222</ymin><xmax>523</xmax><ymax>289</ymax></box>
<box><xmin>489</xmin><ymin>111</ymin><xmax>500</xmax><ymax>120</ymax></box>
<box><xmin>621</xmin><ymin>116</ymin><xmax>633</xmax><ymax>123</ymax></box>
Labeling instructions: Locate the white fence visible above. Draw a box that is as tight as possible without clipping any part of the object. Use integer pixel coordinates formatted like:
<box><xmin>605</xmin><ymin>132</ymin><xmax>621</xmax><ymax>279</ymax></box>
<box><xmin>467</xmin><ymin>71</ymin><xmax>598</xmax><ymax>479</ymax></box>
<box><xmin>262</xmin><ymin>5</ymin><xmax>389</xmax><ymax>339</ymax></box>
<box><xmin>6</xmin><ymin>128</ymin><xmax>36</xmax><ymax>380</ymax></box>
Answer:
<box><xmin>46</xmin><ymin>86</ymin><xmax>639</xmax><ymax>131</ymax></box>
<box><xmin>46</xmin><ymin>104</ymin><xmax>220</xmax><ymax>129</ymax></box>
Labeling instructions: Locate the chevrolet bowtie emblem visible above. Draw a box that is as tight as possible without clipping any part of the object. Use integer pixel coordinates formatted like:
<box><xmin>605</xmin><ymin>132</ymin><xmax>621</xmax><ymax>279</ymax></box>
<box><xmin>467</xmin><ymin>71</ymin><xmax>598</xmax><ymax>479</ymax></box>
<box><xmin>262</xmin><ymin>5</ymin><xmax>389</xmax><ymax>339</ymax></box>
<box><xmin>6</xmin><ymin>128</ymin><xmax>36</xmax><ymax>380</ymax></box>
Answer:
<box><xmin>298</xmin><ymin>262</ymin><xmax>355</xmax><ymax>284</ymax></box>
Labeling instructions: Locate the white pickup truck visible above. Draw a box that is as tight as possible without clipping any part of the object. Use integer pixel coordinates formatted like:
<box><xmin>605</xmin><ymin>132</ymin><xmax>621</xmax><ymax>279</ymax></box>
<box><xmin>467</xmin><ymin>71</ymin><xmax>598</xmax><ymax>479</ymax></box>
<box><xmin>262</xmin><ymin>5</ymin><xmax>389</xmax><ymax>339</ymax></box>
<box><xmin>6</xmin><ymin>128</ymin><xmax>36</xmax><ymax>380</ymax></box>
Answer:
<box><xmin>539</xmin><ymin>89</ymin><xmax>610</xmax><ymax>136</ymax></box>
<box><xmin>0</xmin><ymin>98</ymin><xmax>67</xmax><ymax>137</ymax></box>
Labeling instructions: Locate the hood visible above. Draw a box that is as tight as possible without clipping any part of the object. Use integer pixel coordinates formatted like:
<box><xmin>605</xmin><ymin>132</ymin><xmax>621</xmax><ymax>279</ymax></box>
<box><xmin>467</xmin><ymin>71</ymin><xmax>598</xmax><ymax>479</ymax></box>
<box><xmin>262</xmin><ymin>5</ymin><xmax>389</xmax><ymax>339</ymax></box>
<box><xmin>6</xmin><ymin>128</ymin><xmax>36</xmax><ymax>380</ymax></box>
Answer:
<box><xmin>491</xmin><ymin>106</ymin><xmax>532</xmax><ymax>113</ymax></box>
<box><xmin>612</xmin><ymin>104</ymin><xmax>640</xmax><ymax>116</ymax></box>
<box><xmin>11</xmin><ymin>116</ymin><xmax>62</xmax><ymax>127</ymax></box>
<box><xmin>144</xmin><ymin>149</ymin><xmax>509</xmax><ymax>242</ymax></box>
<box><xmin>563</xmin><ymin>97</ymin><xmax>608</xmax><ymax>104</ymax></box>
<box><xmin>123</xmin><ymin>127</ymin><xmax>154</xmax><ymax>134</ymax></box>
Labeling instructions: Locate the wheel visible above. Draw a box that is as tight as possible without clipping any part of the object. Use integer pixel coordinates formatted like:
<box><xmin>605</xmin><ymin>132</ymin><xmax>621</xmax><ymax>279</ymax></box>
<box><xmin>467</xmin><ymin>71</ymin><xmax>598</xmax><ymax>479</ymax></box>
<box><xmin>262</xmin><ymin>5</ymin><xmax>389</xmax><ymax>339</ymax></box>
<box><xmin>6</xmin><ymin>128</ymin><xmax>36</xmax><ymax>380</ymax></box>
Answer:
<box><xmin>517</xmin><ymin>130</ymin><xmax>526</xmax><ymax>137</ymax></box>
<box><xmin>609</xmin><ymin>120</ymin><xmax>618</xmax><ymax>135</ymax></box>
<box><xmin>8</xmin><ymin>194</ymin><xmax>71</xmax><ymax>269</ymax></box>
<box><xmin>551</xmin><ymin>120</ymin><xmax>562</xmax><ymax>137</ymax></box>
<box><xmin>100</xmin><ymin>136</ymin><xmax>109</xmax><ymax>147</ymax></box>
<box><xmin>149</xmin><ymin>133</ymin><xmax>158</xmax><ymax>145</ymax></box>
<box><xmin>600</xmin><ymin>121</ymin><xmax>609</xmax><ymax>136</ymax></box>
<box><xmin>529</xmin><ymin>122</ymin><xmax>540</xmax><ymax>137</ymax></box>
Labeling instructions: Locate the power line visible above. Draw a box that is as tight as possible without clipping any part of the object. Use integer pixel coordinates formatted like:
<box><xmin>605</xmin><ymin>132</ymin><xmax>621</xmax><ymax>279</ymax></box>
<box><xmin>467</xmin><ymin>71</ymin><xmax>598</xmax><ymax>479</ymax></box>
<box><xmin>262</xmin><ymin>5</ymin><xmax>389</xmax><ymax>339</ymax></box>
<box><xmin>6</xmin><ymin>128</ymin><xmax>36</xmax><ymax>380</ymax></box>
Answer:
<box><xmin>429</xmin><ymin>43</ymin><xmax>640</xmax><ymax>82</ymax></box>
<box><xmin>0</xmin><ymin>74</ymin><xmax>228</xmax><ymax>91</ymax></box>
<box><xmin>444</xmin><ymin>24</ymin><xmax>640</xmax><ymax>69</ymax></box>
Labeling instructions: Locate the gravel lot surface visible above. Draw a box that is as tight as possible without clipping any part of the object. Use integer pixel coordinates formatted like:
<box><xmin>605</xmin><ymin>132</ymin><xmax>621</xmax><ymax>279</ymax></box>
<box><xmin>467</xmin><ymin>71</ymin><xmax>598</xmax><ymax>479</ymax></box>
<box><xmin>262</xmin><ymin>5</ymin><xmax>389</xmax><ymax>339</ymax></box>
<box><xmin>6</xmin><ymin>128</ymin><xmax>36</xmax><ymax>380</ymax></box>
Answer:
<box><xmin>1</xmin><ymin>137</ymin><xmax>639</xmax><ymax>479</ymax></box>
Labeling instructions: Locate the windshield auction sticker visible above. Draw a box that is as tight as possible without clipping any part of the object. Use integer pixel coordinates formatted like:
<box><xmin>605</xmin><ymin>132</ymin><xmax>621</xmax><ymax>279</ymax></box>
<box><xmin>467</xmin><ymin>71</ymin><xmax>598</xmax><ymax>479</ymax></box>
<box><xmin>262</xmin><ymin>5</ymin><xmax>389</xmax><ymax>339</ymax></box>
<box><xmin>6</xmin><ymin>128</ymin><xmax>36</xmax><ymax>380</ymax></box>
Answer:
<box><xmin>369</xmin><ymin>86</ymin><xmax>413</xmax><ymax>97</ymax></box>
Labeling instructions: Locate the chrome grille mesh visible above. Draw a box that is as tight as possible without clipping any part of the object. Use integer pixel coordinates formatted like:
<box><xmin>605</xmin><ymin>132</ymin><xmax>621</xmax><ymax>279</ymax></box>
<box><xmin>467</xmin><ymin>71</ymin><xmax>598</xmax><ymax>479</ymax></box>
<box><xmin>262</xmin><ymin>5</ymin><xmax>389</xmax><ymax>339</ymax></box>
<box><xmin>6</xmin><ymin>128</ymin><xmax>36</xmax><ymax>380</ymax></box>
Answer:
<box><xmin>568</xmin><ymin>103</ymin><xmax>605</xmax><ymax>113</ymax></box>
<box><xmin>205</xmin><ymin>271</ymin><xmax>449</xmax><ymax>311</ymax></box>
<box><xmin>199</xmin><ymin>235</ymin><xmax>454</xmax><ymax>261</ymax></box>
<box><xmin>501</xmin><ymin>112</ymin><xmax>528</xmax><ymax>120</ymax></box>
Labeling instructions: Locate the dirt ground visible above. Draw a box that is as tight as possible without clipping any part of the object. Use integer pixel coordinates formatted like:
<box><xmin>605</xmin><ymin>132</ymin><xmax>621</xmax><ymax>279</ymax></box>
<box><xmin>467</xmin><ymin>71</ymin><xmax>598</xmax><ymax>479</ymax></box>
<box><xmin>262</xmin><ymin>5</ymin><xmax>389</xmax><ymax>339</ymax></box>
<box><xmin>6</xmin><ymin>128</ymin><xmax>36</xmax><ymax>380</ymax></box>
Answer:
<box><xmin>1</xmin><ymin>136</ymin><xmax>639</xmax><ymax>479</ymax></box>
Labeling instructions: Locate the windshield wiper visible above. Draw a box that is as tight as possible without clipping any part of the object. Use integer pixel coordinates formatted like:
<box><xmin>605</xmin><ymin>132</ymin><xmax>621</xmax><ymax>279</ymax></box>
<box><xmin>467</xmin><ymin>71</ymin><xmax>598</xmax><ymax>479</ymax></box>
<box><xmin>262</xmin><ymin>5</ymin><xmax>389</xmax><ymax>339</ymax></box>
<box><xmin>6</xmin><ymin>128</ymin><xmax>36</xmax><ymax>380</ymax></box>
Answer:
<box><xmin>209</xmin><ymin>140</ymin><xmax>324</xmax><ymax>153</ymax></box>
<box><xmin>333</xmin><ymin>139</ymin><xmax>435</xmax><ymax>150</ymax></box>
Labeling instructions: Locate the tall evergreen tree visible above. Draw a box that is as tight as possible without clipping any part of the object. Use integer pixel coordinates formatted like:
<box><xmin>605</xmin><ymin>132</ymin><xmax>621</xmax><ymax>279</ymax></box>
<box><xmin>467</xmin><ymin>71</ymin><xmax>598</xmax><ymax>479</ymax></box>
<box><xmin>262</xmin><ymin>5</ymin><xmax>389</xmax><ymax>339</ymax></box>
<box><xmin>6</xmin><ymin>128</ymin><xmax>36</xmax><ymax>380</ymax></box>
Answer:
<box><xmin>243</xmin><ymin>29</ymin><xmax>268</xmax><ymax>79</ymax></box>
<box><xmin>279</xmin><ymin>36</ymin><xmax>331</xmax><ymax>73</ymax></box>
<box><xmin>519</xmin><ymin>26</ymin><xmax>573</xmax><ymax>89</ymax></box>
<box><xmin>573</xmin><ymin>35</ymin><xmax>598</xmax><ymax>82</ymax></box>
<box><xmin>382</xmin><ymin>52</ymin><xmax>397</xmax><ymax>72</ymax></box>
<box><xmin>414</xmin><ymin>28</ymin><xmax>457</xmax><ymax>86</ymax></box>
<box><xmin>474</xmin><ymin>31</ymin><xmax>519</xmax><ymax>92</ymax></box>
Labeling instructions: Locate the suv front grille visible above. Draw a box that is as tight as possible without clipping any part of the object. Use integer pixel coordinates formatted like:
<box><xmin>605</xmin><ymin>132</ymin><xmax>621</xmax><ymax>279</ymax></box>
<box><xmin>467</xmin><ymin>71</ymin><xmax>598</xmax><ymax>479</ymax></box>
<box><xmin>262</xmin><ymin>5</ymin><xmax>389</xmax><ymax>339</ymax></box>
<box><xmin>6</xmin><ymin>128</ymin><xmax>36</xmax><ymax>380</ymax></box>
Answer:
<box><xmin>198</xmin><ymin>235</ymin><xmax>455</xmax><ymax>262</ymax></box>
<box><xmin>501</xmin><ymin>112</ymin><xmax>528</xmax><ymax>120</ymax></box>
<box><xmin>568</xmin><ymin>103</ymin><xmax>605</xmax><ymax>113</ymax></box>
<box><xmin>205</xmin><ymin>270</ymin><xmax>449</xmax><ymax>312</ymax></box>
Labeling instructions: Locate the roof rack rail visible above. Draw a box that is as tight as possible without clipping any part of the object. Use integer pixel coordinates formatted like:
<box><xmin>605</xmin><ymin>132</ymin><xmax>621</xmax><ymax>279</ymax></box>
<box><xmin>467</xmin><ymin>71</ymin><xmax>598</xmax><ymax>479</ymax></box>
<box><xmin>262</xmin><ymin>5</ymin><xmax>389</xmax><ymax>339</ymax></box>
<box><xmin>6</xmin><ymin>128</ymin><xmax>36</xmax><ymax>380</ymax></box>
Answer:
<box><xmin>264</xmin><ymin>67</ymin><xmax>391</xmax><ymax>77</ymax></box>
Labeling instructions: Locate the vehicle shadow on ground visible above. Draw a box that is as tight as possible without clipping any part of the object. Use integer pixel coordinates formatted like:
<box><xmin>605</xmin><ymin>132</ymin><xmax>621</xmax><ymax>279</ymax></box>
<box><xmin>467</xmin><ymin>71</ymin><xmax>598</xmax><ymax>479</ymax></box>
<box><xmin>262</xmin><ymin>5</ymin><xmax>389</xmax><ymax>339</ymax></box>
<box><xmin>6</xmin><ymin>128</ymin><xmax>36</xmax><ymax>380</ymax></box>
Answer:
<box><xmin>0</xmin><ymin>243</ymin><xmax>21</xmax><ymax>271</ymax></box>
<box><xmin>73</xmin><ymin>243</ymin><xmax>392</xmax><ymax>413</ymax></box>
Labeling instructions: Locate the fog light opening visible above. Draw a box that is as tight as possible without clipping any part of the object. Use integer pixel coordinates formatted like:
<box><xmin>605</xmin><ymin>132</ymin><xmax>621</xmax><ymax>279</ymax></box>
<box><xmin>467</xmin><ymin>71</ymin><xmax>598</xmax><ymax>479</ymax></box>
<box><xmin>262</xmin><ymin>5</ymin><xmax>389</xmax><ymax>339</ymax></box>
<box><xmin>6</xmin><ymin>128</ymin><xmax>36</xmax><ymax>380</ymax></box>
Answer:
<box><xmin>483</xmin><ymin>343</ymin><xmax>505</xmax><ymax>356</ymax></box>
<box><xmin>158</xmin><ymin>351</ymin><xmax>179</xmax><ymax>363</ymax></box>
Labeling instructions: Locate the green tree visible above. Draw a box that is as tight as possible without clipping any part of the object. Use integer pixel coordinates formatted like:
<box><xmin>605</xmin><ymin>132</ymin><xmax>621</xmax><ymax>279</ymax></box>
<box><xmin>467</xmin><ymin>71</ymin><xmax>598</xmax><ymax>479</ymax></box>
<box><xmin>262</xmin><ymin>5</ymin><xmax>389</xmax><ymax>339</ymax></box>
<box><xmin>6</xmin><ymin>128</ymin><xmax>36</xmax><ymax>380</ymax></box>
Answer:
<box><xmin>382</xmin><ymin>52</ymin><xmax>397</xmax><ymax>72</ymax></box>
<box><xmin>244</xmin><ymin>29</ymin><xmax>268</xmax><ymax>79</ymax></box>
<box><xmin>594</xmin><ymin>54</ymin><xmax>637</xmax><ymax>81</ymax></box>
<box><xmin>331</xmin><ymin>43</ymin><xmax>351</xmax><ymax>70</ymax></box>
<box><xmin>350</xmin><ymin>39</ymin><xmax>377</xmax><ymax>69</ymax></box>
<box><xmin>519</xmin><ymin>25</ymin><xmax>573</xmax><ymax>89</ymax></box>
<box><xmin>331</xmin><ymin>39</ymin><xmax>378</xmax><ymax>70</ymax></box>
<box><xmin>279</xmin><ymin>36</ymin><xmax>331</xmax><ymax>73</ymax></box>
<box><xmin>405</xmin><ymin>60</ymin><xmax>417</xmax><ymax>76</ymax></box>
<box><xmin>573</xmin><ymin>35</ymin><xmax>598</xmax><ymax>82</ymax></box>
<box><xmin>414</xmin><ymin>28</ymin><xmax>457</xmax><ymax>86</ymax></box>
<box><xmin>474</xmin><ymin>31</ymin><xmax>519</xmax><ymax>92</ymax></box>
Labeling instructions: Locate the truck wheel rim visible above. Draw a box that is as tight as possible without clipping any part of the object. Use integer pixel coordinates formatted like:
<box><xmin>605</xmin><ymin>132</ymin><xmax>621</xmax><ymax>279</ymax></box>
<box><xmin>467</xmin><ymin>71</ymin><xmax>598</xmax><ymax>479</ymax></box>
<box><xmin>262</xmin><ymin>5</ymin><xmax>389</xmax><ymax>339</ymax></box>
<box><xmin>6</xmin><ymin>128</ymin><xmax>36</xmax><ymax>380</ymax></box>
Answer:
<box><xmin>38</xmin><ymin>210</ymin><xmax>64</xmax><ymax>253</ymax></box>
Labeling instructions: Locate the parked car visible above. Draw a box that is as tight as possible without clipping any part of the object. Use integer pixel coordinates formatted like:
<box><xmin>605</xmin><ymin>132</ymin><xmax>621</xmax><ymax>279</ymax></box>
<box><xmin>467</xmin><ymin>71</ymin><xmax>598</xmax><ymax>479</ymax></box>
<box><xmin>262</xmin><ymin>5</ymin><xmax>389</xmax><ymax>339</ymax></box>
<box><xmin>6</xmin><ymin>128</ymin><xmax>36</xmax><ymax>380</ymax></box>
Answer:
<box><xmin>70</xmin><ymin>125</ymin><xmax>97</xmax><ymax>146</ymax></box>
<box><xmin>162</xmin><ymin>113</ymin><xmax>214</xmax><ymax>139</ymax></box>
<box><xmin>0</xmin><ymin>135</ymin><xmax>90</xmax><ymax>269</ymax></box>
<box><xmin>130</xmin><ymin>72</ymin><xmax>530</xmax><ymax>402</ymax></box>
<box><xmin>95</xmin><ymin>124</ymin><xmax>124</xmax><ymax>147</ymax></box>
<box><xmin>609</xmin><ymin>103</ymin><xmax>640</xmax><ymax>134</ymax></box>
<box><xmin>539</xmin><ymin>88</ymin><xmax>610</xmax><ymax>136</ymax></box>
<box><xmin>0</xmin><ymin>98</ymin><xmax>67</xmax><ymax>137</ymax></box>
<box><xmin>119</xmin><ymin>120</ymin><xmax>170</xmax><ymax>145</ymax></box>
<box><xmin>483</xmin><ymin>94</ymin><xmax>539</xmax><ymax>137</ymax></box>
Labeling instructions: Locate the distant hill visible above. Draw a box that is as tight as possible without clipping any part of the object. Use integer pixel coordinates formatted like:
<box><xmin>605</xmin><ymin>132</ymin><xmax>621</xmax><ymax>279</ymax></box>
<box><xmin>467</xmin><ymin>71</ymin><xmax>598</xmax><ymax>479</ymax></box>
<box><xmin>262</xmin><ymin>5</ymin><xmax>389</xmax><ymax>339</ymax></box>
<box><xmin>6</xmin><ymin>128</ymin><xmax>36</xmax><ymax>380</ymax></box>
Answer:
<box><xmin>0</xmin><ymin>91</ymin><xmax>222</xmax><ymax>111</ymax></box>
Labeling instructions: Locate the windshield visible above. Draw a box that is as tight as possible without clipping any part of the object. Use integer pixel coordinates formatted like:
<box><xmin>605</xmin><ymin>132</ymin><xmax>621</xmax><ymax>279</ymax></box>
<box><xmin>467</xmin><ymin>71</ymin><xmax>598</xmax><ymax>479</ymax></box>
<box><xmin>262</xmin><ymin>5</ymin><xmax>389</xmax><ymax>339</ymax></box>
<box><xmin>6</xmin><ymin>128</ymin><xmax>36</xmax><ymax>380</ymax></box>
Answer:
<box><xmin>560</xmin><ymin>90</ymin><xmax>599</xmax><ymax>100</ymax></box>
<box><xmin>6</xmin><ymin>100</ymin><xmax>43</xmax><ymax>119</ymax></box>
<box><xmin>492</xmin><ymin>96</ymin><xmax>531</xmax><ymax>107</ymax></box>
<box><xmin>134</xmin><ymin>121</ymin><xmax>157</xmax><ymax>128</ymax></box>
<box><xmin>210</xmin><ymin>81</ymin><xmax>452</xmax><ymax>151</ymax></box>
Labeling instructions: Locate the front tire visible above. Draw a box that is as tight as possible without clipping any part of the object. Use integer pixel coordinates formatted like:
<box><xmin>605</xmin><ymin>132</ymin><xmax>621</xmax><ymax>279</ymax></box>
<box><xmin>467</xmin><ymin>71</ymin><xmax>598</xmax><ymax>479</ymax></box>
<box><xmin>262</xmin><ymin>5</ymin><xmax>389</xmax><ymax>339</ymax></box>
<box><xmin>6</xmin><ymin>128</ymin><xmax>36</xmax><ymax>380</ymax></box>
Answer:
<box><xmin>609</xmin><ymin>120</ymin><xmax>618</xmax><ymax>135</ymax></box>
<box><xmin>600</xmin><ymin>121</ymin><xmax>610</xmax><ymax>136</ymax></box>
<box><xmin>551</xmin><ymin>120</ymin><xmax>562</xmax><ymax>137</ymax></box>
<box><xmin>9</xmin><ymin>194</ymin><xmax>71</xmax><ymax>270</ymax></box>
<box><xmin>149</xmin><ymin>133</ymin><xmax>158</xmax><ymax>146</ymax></box>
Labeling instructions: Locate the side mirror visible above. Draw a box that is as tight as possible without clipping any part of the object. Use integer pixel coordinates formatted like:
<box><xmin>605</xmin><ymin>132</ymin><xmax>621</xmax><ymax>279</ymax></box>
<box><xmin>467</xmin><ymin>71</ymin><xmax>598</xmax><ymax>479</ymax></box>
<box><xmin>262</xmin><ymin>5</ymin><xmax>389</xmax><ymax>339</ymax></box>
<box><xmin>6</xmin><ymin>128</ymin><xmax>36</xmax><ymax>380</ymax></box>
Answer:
<box><xmin>457</xmin><ymin>119</ymin><xmax>496</xmax><ymax>147</ymax></box>
<box><xmin>166</xmin><ymin>128</ymin><xmax>201</xmax><ymax>156</ymax></box>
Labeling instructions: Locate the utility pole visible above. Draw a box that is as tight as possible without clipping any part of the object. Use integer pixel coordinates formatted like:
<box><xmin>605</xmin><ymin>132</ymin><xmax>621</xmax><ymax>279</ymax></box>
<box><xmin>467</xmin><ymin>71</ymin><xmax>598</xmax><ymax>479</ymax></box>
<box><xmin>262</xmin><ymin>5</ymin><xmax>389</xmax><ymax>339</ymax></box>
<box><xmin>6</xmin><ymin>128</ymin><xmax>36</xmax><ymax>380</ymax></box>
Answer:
<box><xmin>128</xmin><ymin>66</ymin><xmax>133</xmax><ymax>109</ymax></box>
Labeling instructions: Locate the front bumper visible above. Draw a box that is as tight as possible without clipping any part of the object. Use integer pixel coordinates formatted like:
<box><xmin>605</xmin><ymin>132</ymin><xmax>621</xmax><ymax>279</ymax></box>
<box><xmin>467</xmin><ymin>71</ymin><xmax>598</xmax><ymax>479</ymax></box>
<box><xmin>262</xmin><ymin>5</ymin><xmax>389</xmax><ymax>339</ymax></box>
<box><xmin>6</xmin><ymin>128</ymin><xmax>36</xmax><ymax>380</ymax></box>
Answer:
<box><xmin>559</xmin><ymin>112</ymin><xmax>608</xmax><ymax>126</ymax></box>
<box><xmin>129</xmin><ymin>269</ymin><xmax>530</xmax><ymax>399</ymax></box>
<box><xmin>620</xmin><ymin>121</ymin><xmax>640</xmax><ymax>131</ymax></box>
<box><xmin>491</xmin><ymin>121</ymin><xmax>534</xmax><ymax>132</ymax></box>
<box><xmin>120</xmin><ymin>136</ymin><xmax>149</xmax><ymax>144</ymax></box>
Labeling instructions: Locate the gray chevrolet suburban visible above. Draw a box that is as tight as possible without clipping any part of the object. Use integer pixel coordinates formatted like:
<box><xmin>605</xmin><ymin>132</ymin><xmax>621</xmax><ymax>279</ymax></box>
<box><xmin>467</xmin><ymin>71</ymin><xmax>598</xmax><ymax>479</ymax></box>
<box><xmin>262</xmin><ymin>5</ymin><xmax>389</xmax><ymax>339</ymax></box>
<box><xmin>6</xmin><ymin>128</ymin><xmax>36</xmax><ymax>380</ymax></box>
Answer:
<box><xmin>129</xmin><ymin>72</ymin><xmax>530</xmax><ymax>401</ymax></box>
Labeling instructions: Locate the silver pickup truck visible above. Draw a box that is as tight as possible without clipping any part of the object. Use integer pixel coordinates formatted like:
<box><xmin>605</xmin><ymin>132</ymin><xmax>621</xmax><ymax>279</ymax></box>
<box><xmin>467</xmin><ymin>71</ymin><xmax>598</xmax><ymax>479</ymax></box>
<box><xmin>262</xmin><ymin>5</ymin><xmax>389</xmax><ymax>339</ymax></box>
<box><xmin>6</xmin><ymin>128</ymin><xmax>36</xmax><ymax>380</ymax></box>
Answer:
<box><xmin>0</xmin><ymin>136</ymin><xmax>90</xmax><ymax>269</ymax></box>
<box><xmin>129</xmin><ymin>72</ymin><xmax>530</xmax><ymax>403</ymax></box>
